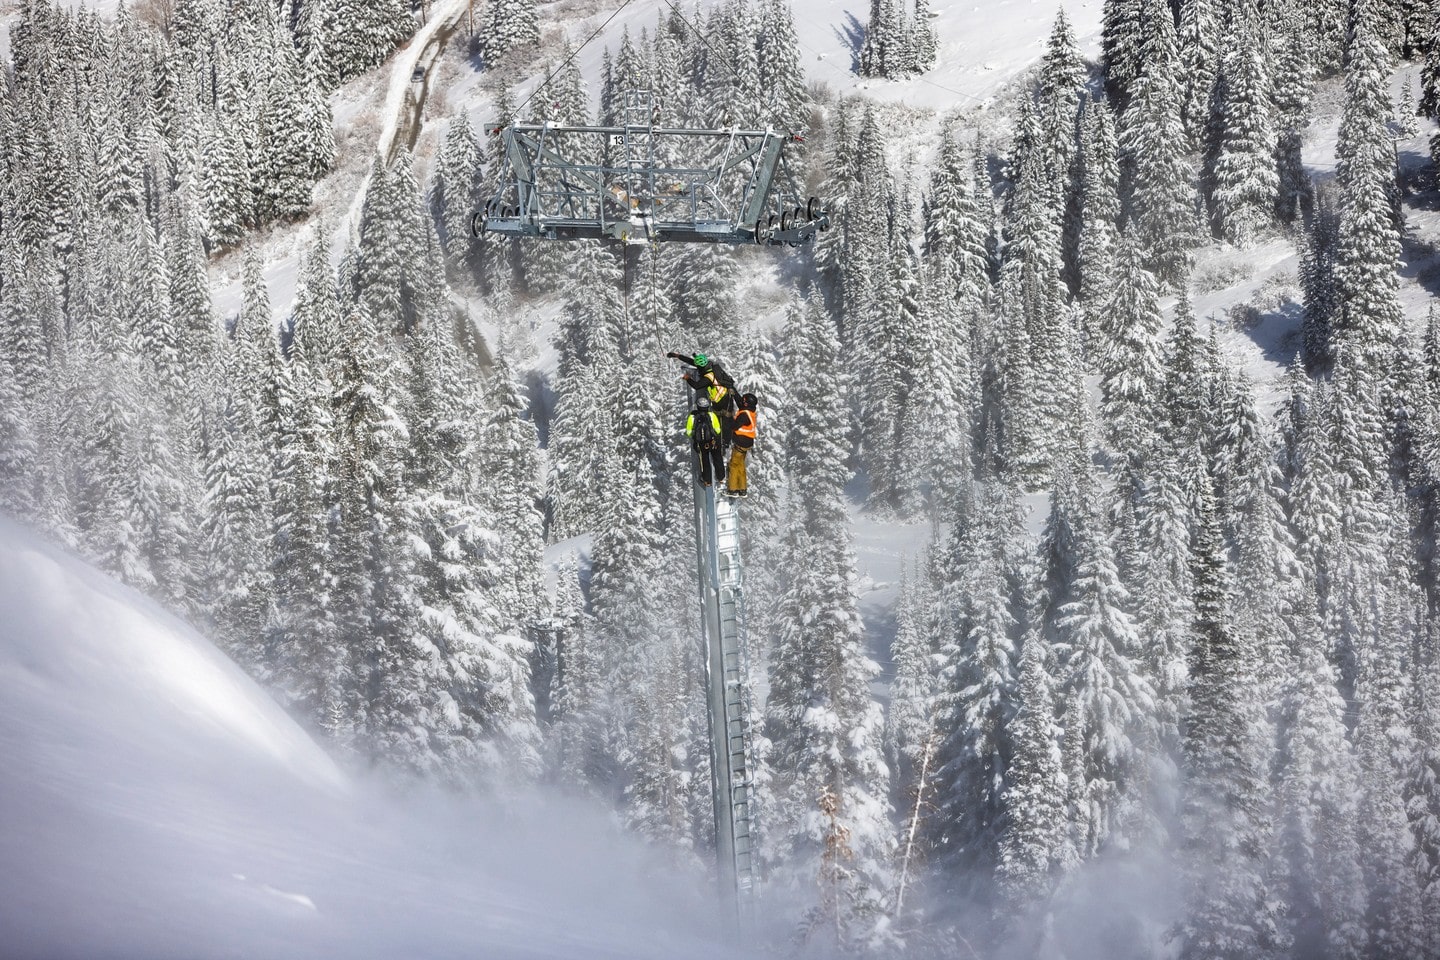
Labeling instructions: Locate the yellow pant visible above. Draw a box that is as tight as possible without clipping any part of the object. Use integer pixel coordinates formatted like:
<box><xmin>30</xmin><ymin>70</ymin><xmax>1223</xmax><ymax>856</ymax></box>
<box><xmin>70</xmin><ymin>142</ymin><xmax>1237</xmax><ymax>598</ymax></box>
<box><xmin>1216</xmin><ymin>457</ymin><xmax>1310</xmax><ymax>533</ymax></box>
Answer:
<box><xmin>727</xmin><ymin>446</ymin><xmax>748</xmax><ymax>493</ymax></box>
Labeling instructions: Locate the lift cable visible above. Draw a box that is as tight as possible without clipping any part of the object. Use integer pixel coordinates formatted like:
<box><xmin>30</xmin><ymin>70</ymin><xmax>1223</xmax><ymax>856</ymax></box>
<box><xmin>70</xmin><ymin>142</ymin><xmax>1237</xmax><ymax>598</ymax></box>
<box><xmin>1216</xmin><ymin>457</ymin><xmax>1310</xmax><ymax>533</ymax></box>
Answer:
<box><xmin>653</xmin><ymin>0</ymin><xmax>796</xmax><ymax>133</ymax></box>
<box><xmin>512</xmin><ymin>0</ymin><xmax>638</xmax><ymax>119</ymax></box>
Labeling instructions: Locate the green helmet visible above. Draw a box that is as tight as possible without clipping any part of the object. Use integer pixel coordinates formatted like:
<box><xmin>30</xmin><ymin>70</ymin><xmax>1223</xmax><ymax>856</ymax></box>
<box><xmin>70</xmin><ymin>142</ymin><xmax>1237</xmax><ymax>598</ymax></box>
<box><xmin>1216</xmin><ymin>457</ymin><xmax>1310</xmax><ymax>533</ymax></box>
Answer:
<box><xmin>694</xmin><ymin>353</ymin><xmax>709</xmax><ymax>368</ymax></box>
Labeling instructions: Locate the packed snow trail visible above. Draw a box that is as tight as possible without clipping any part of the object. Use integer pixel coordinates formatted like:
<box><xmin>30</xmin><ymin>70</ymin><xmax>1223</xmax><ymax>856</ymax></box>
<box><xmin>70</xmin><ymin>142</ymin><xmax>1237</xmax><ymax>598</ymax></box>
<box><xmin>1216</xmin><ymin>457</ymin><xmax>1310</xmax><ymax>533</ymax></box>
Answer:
<box><xmin>0</xmin><ymin>514</ymin><xmax>727</xmax><ymax>960</ymax></box>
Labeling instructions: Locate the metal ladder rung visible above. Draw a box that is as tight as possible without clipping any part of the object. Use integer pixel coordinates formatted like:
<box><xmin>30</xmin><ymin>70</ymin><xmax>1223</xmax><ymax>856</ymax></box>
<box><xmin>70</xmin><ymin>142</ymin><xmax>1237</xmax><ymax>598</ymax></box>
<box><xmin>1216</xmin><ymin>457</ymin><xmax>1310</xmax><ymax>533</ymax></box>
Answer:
<box><xmin>694</xmin><ymin>437</ymin><xmax>754</xmax><ymax>910</ymax></box>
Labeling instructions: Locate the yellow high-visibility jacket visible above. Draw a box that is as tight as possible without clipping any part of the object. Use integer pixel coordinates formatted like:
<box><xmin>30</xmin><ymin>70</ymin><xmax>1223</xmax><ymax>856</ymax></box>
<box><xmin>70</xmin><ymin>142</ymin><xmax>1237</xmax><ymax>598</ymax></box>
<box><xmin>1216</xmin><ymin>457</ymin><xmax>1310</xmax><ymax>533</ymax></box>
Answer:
<box><xmin>685</xmin><ymin>410</ymin><xmax>722</xmax><ymax>447</ymax></box>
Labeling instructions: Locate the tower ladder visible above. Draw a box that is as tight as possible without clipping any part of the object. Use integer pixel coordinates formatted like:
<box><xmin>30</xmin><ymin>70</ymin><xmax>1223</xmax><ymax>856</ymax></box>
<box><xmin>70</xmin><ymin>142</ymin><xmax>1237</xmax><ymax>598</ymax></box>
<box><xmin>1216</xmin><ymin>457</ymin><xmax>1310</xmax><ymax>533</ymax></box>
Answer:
<box><xmin>694</xmin><ymin>478</ymin><xmax>756</xmax><ymax>934</ymax></box>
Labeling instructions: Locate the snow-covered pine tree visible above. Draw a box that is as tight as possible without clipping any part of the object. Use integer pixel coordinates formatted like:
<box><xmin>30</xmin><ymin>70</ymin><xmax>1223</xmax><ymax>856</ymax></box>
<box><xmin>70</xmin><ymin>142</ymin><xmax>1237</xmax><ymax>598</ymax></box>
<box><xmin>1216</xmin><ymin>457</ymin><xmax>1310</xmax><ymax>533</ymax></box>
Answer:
<box><xmin>910</xmin><ymin>0</ymin><xmax>937</xmax><ymax>73</ymax></box>
<box><xmin>196</xmin><ymin>391</ymin><xmax>270</xmax><ymax>669</ymax></box>
<box><xmin>404</xmin><ymin>328</ymin><xmax>542</xmax><ymax>780</ymax></box>
<box><xmin>545</xmin><ymin>240</ymin><xmax>626</xmax><ymax>531</ymax></box>
<box><xmin>1096</xmin><ymin>239</ymin><xmax>1166</xmax><ymax>462</ymax></box>
<box><xmin>1210</xmin><ymin>2</ymin><xmax>1278</xmax><ymax>246</ymax></box>
<box><xmin>233</xmin><ymin>250</ymin><xmax>285</xmax><ymax>485</ymax></box>
<box><xmin>477</xmin><ymin>361</ymin><xmax>547</xmax><ymax>640</ymax></box>
<box><xmin>1307</xmin><ymin>0</ymin><xmax>1350</xmax><ymax>74</ymax></box>
<box><xmin>765</xmin><ymin>287</ymin><xmax>893</xmax><ymax>935</ymax></box>
<box><xmin>1102</xmin><ymin>0</ymin><xmax>1146</xmax><ymax>101</ymax></box>
<box><xmin>1120</xmin><ymin>0</ymin><xmax>1200</xmax><ymax>286</ymax></box>
<box><xmin>1347</xmin><ymin>497</ymin><xmax>1427</xmax><ymax>959</ymax></box>
<box><xmin>1227</xmin><ymin>426</ymin><xmax>1306</xmax><ymax>706</ymax></box>
<box><xmin>923</xmin><ymin>131</ymin><xmax>991</xmax><ymax>310</ymax></box>
<box><xmin>758</xmin><ymin>0</ymin><xmax>808</xmax><ymax>124</ymax></box>
<box><xmin>164</xmin><ymin>196</ymin><xmax>223</xmax><ymax>397</ymax></box>
<box><xmin>898</xmin><ymin>261</ymin><xmax>975</xmax><ymax>512</ymax></box>
<box><xmin>355</xmin><ymin>155</ymin><xmax>426</xmax><ymax>336</ymax></box>
<box><xmin>1300</xmin><ymin>201</ymin><xmax>1341</xmax><ymax>374</ymax></box>
<box><xmin>814</xmin><ymin>102</ymin><xmax>854</xmax><ymax>299</ymax></box>
<box><xmin>94</xmin><ymin>87</ymin><xmax>144</xmax><ymax>217</ymax></box>
<box><xmin>765</xmin><ymin>519</ymin><xmax>896</xmax><ymax>938</ymax></box>
<box><xmin>1054</xmin><ymin>504</ymin><xmax>1160</xmax><ymax>859</ymax></box>
<box><xmin>859</xmin><ymin>0</ymin><xmax>903</xmax><ymax>79</ymax></box>
<box><xmin>1423</xmin><ymin>8</ymin><xmax>1440</xmax><ymax>119</ymax></box>
<box><xmin>1077</xmin><ymin>97</ymin><xmax>1121</xmax><ymax>316</ymax></box>
<box><xmin>1401</xmin><ymin>0</ymin><xmax>1433</xmax><ymax>57</ymax></box>
<box><xmin>928</xmin><ymin>481</ymin><xmax>1020</xmax><ymax>890</ymax></box>
<box><xmin>1271</xmin><ymin>0</ymin><xmax>1317</xmax><ymax>224</ymax></box>
<box><xmin>839</xmin><ymin>106</ymin><xmax>893</xmax><ymax>367</ymax></box>
<box><xmin>64</xmin><ymin>346</ymin><xmax>167</xmax><ymax>591</ymax></box>
<box><xmin>548</xmin><ymin>548</ymin><xmax>612</xmax><ymax>792</ymax></box>
<box><xmin>989</xmin><ymin>274</ymin><xmax>1046</xmax><ymax>489</ymax></box>
<box><xmin>1130</xmin><ymin>445</ymin><xmax>1195</xmax><ymax>760</ymax></box>
<box><xmin>858</xmin><ymin>204</ymin><xmax>923</xmax><ymax>512</ymax></box>
<box><xmin>488</xmin><ymin>0</ymin><xmax>539</xmax><ymax>62</ymax></box>
<box><xmin>299</xmin><ymin>34</ymin><xmax>335</xmax><ymax>180</ymax></box>
<box><xmin>1334</xmin><ymin>1</ymin><xmax>1404</xmax><ymax>373</ymax></box>
<box><xmin>0</xmin><ymin>352</ymin><xmax>40</xmax><ymax>518</ymax></box>
<box><xmin>670</xmin><ymin>245</ymin><xmax>742</xmax><ymax>353</ymax></box>
<box><xmin>201</xmin><ymin>111</ymin><xmax>252</xmax><ymax>249</ymax></box>
<box><xmin>588</xmin><ymin>449</ymin><xmax>687</xmax><ymax>832</ymax></box>
<box><xmin>268</xmin><ymin>280</ymin><xmax>342</xmax><ymax>735</ymax></box>
<box><xmin>1275</xmin><ymin>605</ymin><xmax>1367</xmax><ymax>960</ymax></box>
<box><xmin>318</xmin><ymin>0</ymin><xmax>410</xmax><ymax>87</ymax></box>
<box><xmin>326</xmin><ymin>306</ymin><xmax>417</xmax><ymax>761</ymax></box>
<box><xmin>1177</xmin><ymin>474</ymin><xmax>1282</xmax><ymax>960</ymax></box>
<box><xmin>648</xmin><ymin>23</ymin><xmax>683</xmax><ymax>129</ymax></box>
<box><xmin>884</xmin><ymin>563</ymin><xmax>939</xmax><ymax>800</ymax></box>
<box><xmin>122</xmin><ymin>217</ymin><xmax>186</xmax><ymax>417</ymax></box>
<box><xmin>432</xmin><ymin>112</ymin><xmax>482</xmax><ymax>266</ymax></box>
<box><xmin>1037</xmin><ymin>9</ymin><xmax>1087</xmax><ymax>185</ymax></box>
<box><xmin>604</xmin><ymin>28</ymin><xmax>647</xmax><ymax>127</ymax></box>
<box><xmin>1033</xmin><ymin>10</ymin><xmax>1087</xmax><ymax>296</ymax></box>
<box><xmin>1177</xmin><ymin>0</ymin><xmax>1221</xmax><ymax>147</ymax></box>
<box><xmin>1407</xmin><ymin>626</ymin><xmax>1440</xmax><ymax>960</ymax></box>
<box><xmin>254</xmin><ymin>22</ymin><xmax>314</xmax><ymax>223</ymax></box>
<box><xmin>996</xmin><ymin>630</ymin><xmax>1073</xmax><ymax>924</ymax></box>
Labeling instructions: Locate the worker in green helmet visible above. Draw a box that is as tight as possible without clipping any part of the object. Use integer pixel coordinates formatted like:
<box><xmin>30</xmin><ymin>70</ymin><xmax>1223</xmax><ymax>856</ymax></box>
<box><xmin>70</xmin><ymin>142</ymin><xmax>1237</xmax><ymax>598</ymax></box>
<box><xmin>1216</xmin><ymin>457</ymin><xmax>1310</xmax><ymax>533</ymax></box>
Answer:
<box><xmin>667</xmin><ymin>350</ymin><xmax>737</xmax><ymax>417</ymax></box>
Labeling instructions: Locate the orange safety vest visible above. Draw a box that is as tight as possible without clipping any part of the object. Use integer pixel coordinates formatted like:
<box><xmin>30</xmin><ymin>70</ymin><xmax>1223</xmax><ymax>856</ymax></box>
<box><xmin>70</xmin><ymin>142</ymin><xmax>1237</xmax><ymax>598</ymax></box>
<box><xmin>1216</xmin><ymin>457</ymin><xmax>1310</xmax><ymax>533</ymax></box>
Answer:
<box><xmin>733</xmin><ymin>409</ymin><xmax>757</xmax><ymax>441</ymax></box>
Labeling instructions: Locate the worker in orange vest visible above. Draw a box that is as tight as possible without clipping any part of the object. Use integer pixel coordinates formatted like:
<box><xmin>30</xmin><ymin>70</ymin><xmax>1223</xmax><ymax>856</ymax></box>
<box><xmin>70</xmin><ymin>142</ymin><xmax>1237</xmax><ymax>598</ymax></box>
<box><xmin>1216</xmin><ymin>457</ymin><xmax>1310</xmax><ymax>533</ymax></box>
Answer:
<box><xmin>726</xmin><ymin>393</ymin><xmax>758</xmax><ymax>498</ymax></box>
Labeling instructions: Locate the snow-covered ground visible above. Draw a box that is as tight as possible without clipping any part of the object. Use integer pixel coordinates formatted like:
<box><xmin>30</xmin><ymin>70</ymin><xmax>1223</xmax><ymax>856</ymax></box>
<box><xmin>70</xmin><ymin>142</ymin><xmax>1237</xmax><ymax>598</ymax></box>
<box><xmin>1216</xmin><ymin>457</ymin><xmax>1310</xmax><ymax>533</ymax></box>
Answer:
<box><xmin>0</xmin><ymin>514</ymin><xmax>728</xmax><ymax>960</ymax></box>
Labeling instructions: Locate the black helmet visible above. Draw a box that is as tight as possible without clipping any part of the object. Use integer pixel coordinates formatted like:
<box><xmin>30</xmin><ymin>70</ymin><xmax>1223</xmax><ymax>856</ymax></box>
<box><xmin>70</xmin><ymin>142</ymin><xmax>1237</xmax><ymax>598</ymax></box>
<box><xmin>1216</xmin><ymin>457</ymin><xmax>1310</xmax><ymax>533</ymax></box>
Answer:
<box><xmin>696</xmin><ymin>396</ymin><xmax>712</xmax><ymax>410</ymax></box>
<box><xmin>742</xmin><ymin>393</ymin><xmax>757</xmax><ymax>409</ymax></box>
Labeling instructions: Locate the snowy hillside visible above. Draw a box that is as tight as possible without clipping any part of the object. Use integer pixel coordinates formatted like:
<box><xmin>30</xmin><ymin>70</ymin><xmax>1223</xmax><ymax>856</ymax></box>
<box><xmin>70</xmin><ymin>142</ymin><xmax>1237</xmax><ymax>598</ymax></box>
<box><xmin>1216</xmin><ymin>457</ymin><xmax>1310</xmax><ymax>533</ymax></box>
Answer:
<box><xmin>10</xmin><ymin>0</ymin><xmax>1440</xmax><ymax>955</ymax></box>
<box><xmin>0</xmin><ymin>516</ymin><xmax>725</xmax><ymax>960</ymax></box>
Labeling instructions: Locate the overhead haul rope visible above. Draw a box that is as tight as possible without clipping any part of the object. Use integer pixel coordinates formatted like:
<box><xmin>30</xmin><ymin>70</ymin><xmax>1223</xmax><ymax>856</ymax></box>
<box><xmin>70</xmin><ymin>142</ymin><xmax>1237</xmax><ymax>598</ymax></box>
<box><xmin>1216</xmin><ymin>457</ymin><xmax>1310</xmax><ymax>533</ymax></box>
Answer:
<box><xmin>654</xmin><ymin>0</ymin><xmax>797</xmax><ymax>133</ymax></box>
<box><xmin>512</xmin><ymin>0</ymin><xmax>638</xmax><ymax>118</ymax></box>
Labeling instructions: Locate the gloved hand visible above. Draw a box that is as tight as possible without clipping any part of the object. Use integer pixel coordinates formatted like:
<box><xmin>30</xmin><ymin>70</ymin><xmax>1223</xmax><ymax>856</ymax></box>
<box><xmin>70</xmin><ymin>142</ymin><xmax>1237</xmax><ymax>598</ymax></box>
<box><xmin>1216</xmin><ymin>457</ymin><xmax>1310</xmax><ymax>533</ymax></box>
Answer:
<box><xmin>665</xmin><ymin>351</ymin><xmax>684</xmax><ymax>360</ymax></box>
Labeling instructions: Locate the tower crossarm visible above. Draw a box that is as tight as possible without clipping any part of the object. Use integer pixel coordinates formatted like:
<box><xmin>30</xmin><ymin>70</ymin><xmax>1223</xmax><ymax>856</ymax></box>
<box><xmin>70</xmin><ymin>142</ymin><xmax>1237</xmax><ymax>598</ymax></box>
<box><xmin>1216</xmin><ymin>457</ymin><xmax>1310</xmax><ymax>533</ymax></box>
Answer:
<box><xmin>475</xmin><ymin>113</ymin><xmax>828</xmax><ymax>246</ymax></box>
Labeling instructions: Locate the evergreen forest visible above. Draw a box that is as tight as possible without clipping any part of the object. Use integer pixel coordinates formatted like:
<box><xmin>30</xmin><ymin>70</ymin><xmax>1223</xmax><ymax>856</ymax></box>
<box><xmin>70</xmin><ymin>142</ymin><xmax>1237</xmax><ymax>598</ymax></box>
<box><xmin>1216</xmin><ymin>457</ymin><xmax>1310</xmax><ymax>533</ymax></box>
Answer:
<box><xmin>5</xmin><ymin>0</ymin><xmax>1440</xmax><ymax>955</ymax></box>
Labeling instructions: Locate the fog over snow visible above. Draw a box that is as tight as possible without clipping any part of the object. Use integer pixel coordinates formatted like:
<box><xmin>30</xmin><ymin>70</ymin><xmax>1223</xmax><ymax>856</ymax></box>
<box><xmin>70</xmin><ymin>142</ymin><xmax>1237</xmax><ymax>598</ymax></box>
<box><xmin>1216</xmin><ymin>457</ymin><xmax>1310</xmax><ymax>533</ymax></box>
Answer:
<box><xmin>0</xmin><ymin>515</ymin><xmax>728</xmax><ymax>960</ymax></box>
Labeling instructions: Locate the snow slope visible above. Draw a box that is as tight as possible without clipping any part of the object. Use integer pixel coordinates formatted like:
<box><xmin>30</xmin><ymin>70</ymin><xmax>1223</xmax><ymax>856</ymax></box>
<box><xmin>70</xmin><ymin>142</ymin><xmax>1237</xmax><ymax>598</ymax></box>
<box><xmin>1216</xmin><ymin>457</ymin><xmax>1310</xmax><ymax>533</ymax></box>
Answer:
<box><xmin>0</xmin><ymin>515</ymin><xmax>727</xmax><ymax>960</ymax></box>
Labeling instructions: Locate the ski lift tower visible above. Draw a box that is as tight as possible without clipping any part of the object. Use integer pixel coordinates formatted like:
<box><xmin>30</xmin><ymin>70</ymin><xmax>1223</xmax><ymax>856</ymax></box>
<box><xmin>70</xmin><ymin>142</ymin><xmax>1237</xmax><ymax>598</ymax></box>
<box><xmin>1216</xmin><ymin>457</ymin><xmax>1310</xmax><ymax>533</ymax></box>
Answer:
<box><xmin>474</xmin><ymin>91</ymin><xmax>826</xmax><ymax>936</ymax></box>
<box><xmin>691</xmin><ymin>459</ymin><xmax>756</xmax><ymax>934</ymax></box>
